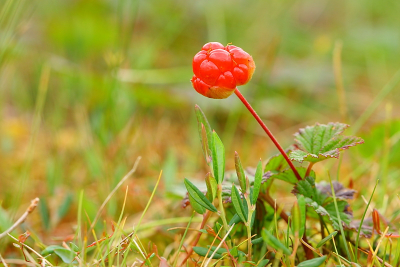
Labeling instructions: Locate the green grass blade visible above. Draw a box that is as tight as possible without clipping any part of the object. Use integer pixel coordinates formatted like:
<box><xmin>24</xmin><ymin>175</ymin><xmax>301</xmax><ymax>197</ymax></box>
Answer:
<box><xmin>354</xmin><ymin>179</ymin><xmax>379</xmax><ymax>263</ymax></box>
<box><xmin>173</xmin><ymin>212</ymin><xmax>195</xmax><ymax>267</ymax></box>
<box><xmin>261</xmin><ymin>229</ymin><xmax>291</xmax><ymax>256</ymax></box>
<box><xmin>328</xmin><ymin>172</ymin><xmax>351</xmax><ymax>261</ymax></box>
<box><xmin>316</xmin><ymin>231</ymin><xmax>337</xmax><ymax>248</ymax></box>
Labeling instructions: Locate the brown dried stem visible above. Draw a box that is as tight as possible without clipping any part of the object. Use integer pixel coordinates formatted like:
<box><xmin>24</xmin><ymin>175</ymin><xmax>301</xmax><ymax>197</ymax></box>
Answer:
<box><xmin>0</xmin><ymin>198</ymin><xmax>39</xmax><ymax>240</ymax></box>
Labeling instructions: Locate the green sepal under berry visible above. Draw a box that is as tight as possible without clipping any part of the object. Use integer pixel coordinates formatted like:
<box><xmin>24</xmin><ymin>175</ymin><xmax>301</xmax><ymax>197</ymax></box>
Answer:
<box><xmin>289</xmin><ymin>122</ymin><xmax>364</xmax><ymax>163</ymax></box>
<box><xmin>293</xmin><ymin>176</ymin><xmax>352</xmax><ymax>230</ymax></box>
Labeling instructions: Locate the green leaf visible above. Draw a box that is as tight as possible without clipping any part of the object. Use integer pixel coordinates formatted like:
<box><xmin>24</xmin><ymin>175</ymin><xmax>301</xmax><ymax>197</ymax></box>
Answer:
<box><xmin>235</xmin><ymin>152</ymin><xmax>247</xmax><ymax>192</ymax></box>
<box><xmin>205</xmin><ymin>173</ymin><xmax>217</xmax><ymax>202</ymax></box>
<box><xmin>193</xmin><ymin>247</ymin><xmax>222</xmax><ymax>259</ymax></box>
<box><xmin>188</xmin><ymin>193</ymin><xmax>205</xmax><ymax>214</ymax></box>
<box><xmin>271</xmin><ymin>167</ymin><xmax>315</xmax><ymax>184</ymax></box>
<box><xmin>316</xmin><ymin>231</ymin><xmax>338</xmax><ymax>248</ymax></box>
<box><xmin>208</xmin><ymin>246</ymin><xmax>228</xmax><ymax>254</ymax></box>
<box><xmin>251</xmin><ymin>237</ymin><xmax>263</xmax><ymax>245</ymax></box>
<box><xmin>296</xmin><ymin>255</ymin><xmax>327</xmax><ymax>267</ymax></box>
<box><xmin>324</xmin><ymin>201</ymin><xmax>352</xmax><ymax>228</ymax></box>
<box><xmin>195</xmin><ymin>105</ymin><xmax>213</xmax><ymax>163</ymax></box>
<box><xmin>211</xmin><ymin>131</ymin><xmax>225</xmax><ymax>184</ymax></box>
<box><xmin>231</xmin><ymin>184</ymin><xmax>247</xmax><ymax>223</ymax></box>
<box><xmin>42</xmin><ymin>245</ymin><xmax>66</xmax><ymax>255</ymax></box>
<box><xmin>69</xmin><ymin>242</ymin><xmax>79</xmax><ymax>252</ymax></box>
<box><xmin>213</xmin><ymin>222</ymin><xmax>222</xmax><ymax>237</ymax></box>
<box><xmin>294</xmin><ymin>176</ymin><xmax>325</xmax><ymax>204</ymax></box>
<box><xmin>257</xmin><ymin>259</ymin><xmax>270</xmax><ymax>267</ymax></box>
<box><xmin>264</xmin><ymin>153</ymin><xmax>289</xmax><ymax>173</ymax></box>
<box><xmin>297</xmin><ymin>194</ymin><xmax>306</xmax><ymax>237</ymax></box>
<box><xmin>229</xmin><ymin>213</ymin><xmax>241</xmax><ymax>226</ymax></box>
<box><xmin>293</xmin><ymin>177</ymin><xmax>352</xmax><ymax>230</ymax></box>
<box><xmin>252</xmin><ymin>160</ymin><xmax>262</xmax><ymax>205</ymax></box>
<box><xmin>261</xmin><ymin>229</ymin><xmax>291</xmax><ymax>255</ymax></box>
<box><xmin>184</xmin><ymin>178</ymin><xmax>217</xmax><ymax>213</ymax></box>
<box><xmin>289</xmin><ymin>123</ymin><xmax>364</xmax><ymax>163</ymax></box>
<box><xmin>54</xmin><ymin>248</ymin><xmax>76</xmax><ymax>264</ymax></box>
<box><xmin>201</xmin><ymin>124</ymin><xmax>211</xmax><ymax>164</ymax></box>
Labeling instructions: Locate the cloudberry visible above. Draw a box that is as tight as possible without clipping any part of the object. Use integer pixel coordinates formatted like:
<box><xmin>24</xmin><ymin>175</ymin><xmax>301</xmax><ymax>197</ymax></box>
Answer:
<box><xmin>191</xmin><ymin>42</ymin><xmax>255</xmax><ymax>99</ymax></box>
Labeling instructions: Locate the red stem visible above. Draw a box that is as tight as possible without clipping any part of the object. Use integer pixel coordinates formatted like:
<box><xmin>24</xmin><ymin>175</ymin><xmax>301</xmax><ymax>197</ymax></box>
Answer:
<box><xmin>234</xmin><ymin>88</ymin><xmax>302</xmax><ymax>181</ymax></box>
<box><xmin>305</xmin><ymin>162</ymin><xmax>314</xmax><ymax>178</ymax></box>
<box><xmin>179</xmin><ymin>211</ymin><xmax>211</xmax><ymax>266</ymax></box>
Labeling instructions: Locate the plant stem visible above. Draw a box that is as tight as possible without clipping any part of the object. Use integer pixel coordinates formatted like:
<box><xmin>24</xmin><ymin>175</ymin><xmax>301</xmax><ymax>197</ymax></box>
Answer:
<box><xmin>234</xmin><ymin>88</ymin><xmax>301</xmax><ymax>181</ymax></box>
<box><xmin>245</xmin><ymin>196</ymin><xmax>254</xmax><ymax>261</ymax></box>
<box><xmin>179</xmin><ymin>211</ymin><xmax>211</xmax><ymax>266</ymax></box>
<box><xmin>290</xmin><ymin>235</ymin><xmax>300</xmax><ymax>267</ymax></box>
<box><xmin>0</xmin><ymin>198</ymin><xmax>39</xmax><ymax>240</ymax></box>
<box><xmin>217</xmin><ymin>184</ymin><xmax>230</xmax><ymax>247</ymax></box>
<box><xmin>180</xmin><ymin>210</ymin><xmax>211</xmax><ymax>266</ymax></box>
<box><xmin>354</xmin><ymin>179</ymin><xmax>379</xmax><ymax>264</ymax></box>
<box><xmin>328</xmin><ymin>173</ymin><xmax>351</xmax><ymax>261</ymax></box>
<box><xmin>305</xmin><ymin>162</ymin><xmax>314</xmax><ymax>178</ymax></box>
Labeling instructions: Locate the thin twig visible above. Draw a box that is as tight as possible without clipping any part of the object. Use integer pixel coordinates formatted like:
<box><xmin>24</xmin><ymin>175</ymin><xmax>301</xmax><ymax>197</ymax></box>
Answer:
<box><xmin>0</xmin><ymin>198</ymin><xmax>39</xmax><ymax>240</ymax></box>
<box><xmin>204</xmin><ymin>224</ymin><xmax>235</xmax><ymax>267</ymax></box>
<box><xmin>179</xmin><ymin>211</ymin><xmax>211</xmax><ymax>266</ymax></box>
<box><xmin>1</xmin><ymin>259</ymin><xmax>37</xmax><ymax>266</ymax></box>
<box><xmin>7</xmin><ymin>234</ymin><xmax>53</xmax><ymax>266</ymax></box>
<box><xmin>300</xmin><ymin>239</ymin><xmax>323</xmax><ymax>257</ymax></box>
<box><xmin>0</xmin><ymin>253</ymin><xmax>9</xmax><ymax>267</ymax></box>
<box><xmin>89</xmin><ymin>157</ymin><xmax>141</xmax><ymax>232</ymax></box>
<box><xmin>199</xmin><ymin>225</ymin><xmax>225</xmax><ymax>267</ymax></box>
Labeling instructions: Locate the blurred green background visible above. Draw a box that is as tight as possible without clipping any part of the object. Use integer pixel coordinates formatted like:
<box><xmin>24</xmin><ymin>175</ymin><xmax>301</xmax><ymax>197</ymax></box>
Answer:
<box><xmin>1</xmin><ymin>0</ymin><xmax>400</xmax><ymax>248</ymax></box>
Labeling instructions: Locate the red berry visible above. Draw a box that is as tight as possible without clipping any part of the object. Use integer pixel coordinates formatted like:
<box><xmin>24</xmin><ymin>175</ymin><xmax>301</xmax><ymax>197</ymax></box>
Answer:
<box><xmin>208</xmin><ymin>49</ymin><xmax>232</xmax><ymax>72</ymax></box>
<box><xmin>191</xmin><ymin>42</ymin><xmax>255</xmax><ymax>99</ymax></box>
<box><xmin>202</xmin><ymin>42</ymin><xmax>225</xmax><ymax>51</ymax></box>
